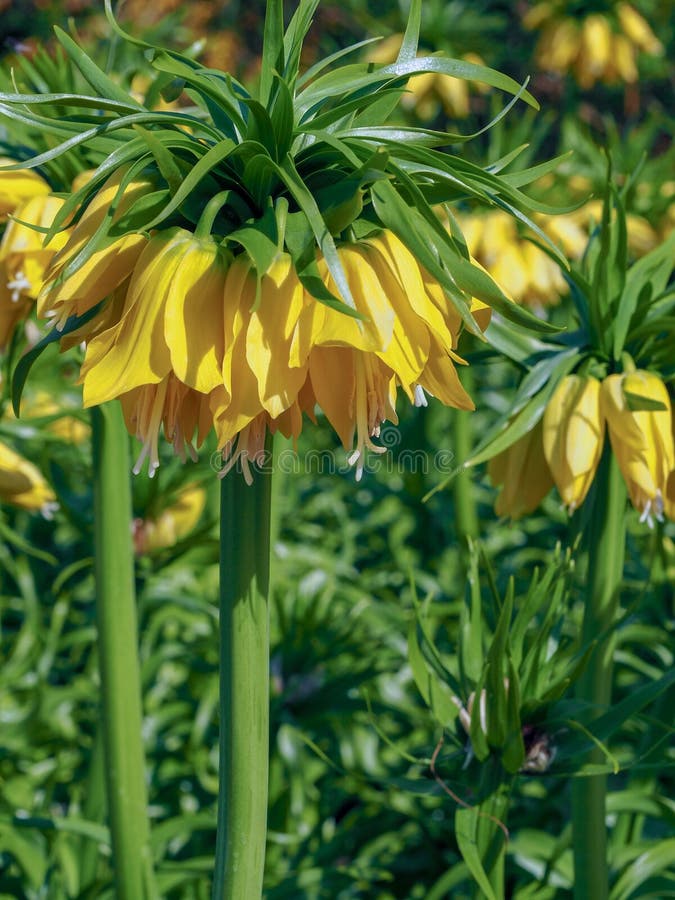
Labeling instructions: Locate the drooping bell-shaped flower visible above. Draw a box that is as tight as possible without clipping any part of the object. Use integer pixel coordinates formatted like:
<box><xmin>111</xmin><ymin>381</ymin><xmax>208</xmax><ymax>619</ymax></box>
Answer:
<box><xmin>617</xmin><ymin>3</ymin><xmax>663</xmax><ymax>55</ymax></box>
<box><xmin>0</xmin><ymin>194</ymin><xmax>71</xmax><ymax>347</ymax></box>
<box><xmin>488</xmin><ymin>418</ymin><xmax>554</xmax><ymax>518</ymax></box>
<box><xmin>543</xmin><ymin>375</ymin><xmax>606</xmax><ymax>512</ymax></box>
<box><xmin>601</xmin><ymin>371</ymin><xmax>674</xmax><ymax>525</ymax></box>
<box><xmin>0</xmin><ymin>159</ymin><xmax>50</xmax><ymax>221</ymax></box>
<box><xmin>0</xmin><ymin>439</ymin><xmax>57</xmax><ymax>515</ymax></box>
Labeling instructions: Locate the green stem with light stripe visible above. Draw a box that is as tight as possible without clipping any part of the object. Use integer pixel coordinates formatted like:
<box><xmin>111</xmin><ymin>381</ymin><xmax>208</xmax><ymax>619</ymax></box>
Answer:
<box><xmin>91</xmin><ymin>402</ymin><xmax>157</xmax><ymax>900</ymax></box>
<box><xmin>571</xmin><ymin>447</ymin><xmax>626</xmax><ymax>900</ymax></box>
<box><xmin>213</xmin><ymin>457</ymin><xmax>273</xmax><ymax>900</ymax></box>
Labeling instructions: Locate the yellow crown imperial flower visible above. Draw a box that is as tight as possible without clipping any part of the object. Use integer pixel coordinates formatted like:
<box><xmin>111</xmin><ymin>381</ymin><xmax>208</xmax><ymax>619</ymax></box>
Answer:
<box><xmin>0</xmin><ymin>159</ymin><xmax>50</xmax><ymax>221</ymax></box>
<box><xmin>543</xmin><ymin>375</ymin><xmax>606</xmax><ymax>512</ymax></box>
<box><xmin>206</xmin><ymin>229</ymin><xmax>480</xmax><ymax>481</ymax></box>
<box><xmin>1</xmin><ymin>195</ymin><xmax>70</xmax><ymax>299</ymax></box>
<box><xmin>488</xmin><ymin>418</ymin><xmax>554</xmax><ymax>519</ymax></box>
<box><xmin>605</xmin><ymin>32</ymin><xmax>639</xmax><ymax>83</ymax></box>
<box><xmin>601</xmin><ymin>371</ymin><xmax>674</xmax><ymax>525</ymax></box>
<box><xmin>0</xmin><ymin>440</ymin><xmax>57</xmax><ymax>515</ymax></box>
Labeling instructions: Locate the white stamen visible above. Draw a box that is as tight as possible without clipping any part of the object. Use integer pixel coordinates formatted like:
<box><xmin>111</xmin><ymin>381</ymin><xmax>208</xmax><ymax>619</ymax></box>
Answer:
<box><xmin>414</xmin><ymin>384</ymin><xmax>428</xmax><ymax>408</ymax></box>
<box><xmin>639</xmin><ymin>499</ymin><xmax>654</xmax><ymax>528</ymax></box>
<box><xmin>41</xmin><ymin>501</ymin><xmax>59</xmax><ymax>520</ymax></box>
<box><xmin>7</xmin><ymin>270</ymin><xmax>32</xmax><ymax>302</ymax></box>
<box><xmin>347</xmin><ymin>448</ymin><xmax>367</xmax><ymax>481</ymax></box>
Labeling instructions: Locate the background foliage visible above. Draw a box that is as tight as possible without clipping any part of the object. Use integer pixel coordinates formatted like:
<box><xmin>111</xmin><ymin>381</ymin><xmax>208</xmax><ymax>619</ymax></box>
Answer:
<box><xmin>0</xmin><ymin>1</ymin><xmax>673</xmax><ymax>897</ymax></box>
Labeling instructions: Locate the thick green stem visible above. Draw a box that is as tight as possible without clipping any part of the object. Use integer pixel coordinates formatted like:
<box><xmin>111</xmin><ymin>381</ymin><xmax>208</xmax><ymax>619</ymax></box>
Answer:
<box><xmin>473</xmin><ymin>766</ymin><xmax>512</xmax><ymax>900</ymax></box>
<box><xmin>91</xmin><ymin>403</ymin><xmax>156</xmax><ymax>900</ymax></box>
<box><xmin>213</xmin><ymin>461</ymin><xmax>273</xmax><ymax>900</ymax></box>
<box><xmin>571</xmin><ymin>448</ymin><xmax>626</xmax><ymax>900</ymax></box>
<box><xmin>478</xmin><ymin>784</ymin><xmax>510</xmax><ymax>898</ymax></box>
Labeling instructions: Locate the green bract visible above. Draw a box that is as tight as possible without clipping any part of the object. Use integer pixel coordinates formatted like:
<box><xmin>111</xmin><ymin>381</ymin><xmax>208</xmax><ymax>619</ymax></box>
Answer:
<box><xmin>0</xmin><ymin>0</ymin><xmax>565</xmax><ymax>341</ymax></box>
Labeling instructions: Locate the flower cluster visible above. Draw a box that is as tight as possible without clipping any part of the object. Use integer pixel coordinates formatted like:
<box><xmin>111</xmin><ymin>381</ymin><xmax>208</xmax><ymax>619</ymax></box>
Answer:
<box><xmin>3</xmin><ymin>0</ymin><xmax>555</xmax><ymax>485</ymax></box>
<box><xmin>459</xmin><ymin>197</ymin><xmax>666</xmax><ymax>310</ymax></box>
<box><xmin>490</xmin><ymin>371</ymin><xmax>674</xmax><ymax>525</ymax></box>
<box><xmin>37</xmin><ymin>170</ymin><xmax>490</xmax><ymax>482</ymax></box>
<box><xmin>524</xmin><ymin>2</ymin><xmax>663</xmax><ymax>87</ymax></box>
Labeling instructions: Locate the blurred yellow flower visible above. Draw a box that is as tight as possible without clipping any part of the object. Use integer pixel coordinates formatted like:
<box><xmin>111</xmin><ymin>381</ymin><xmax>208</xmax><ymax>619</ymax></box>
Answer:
<box><xmin>488</xmin><ymin>418</ymin><xmax>554</xmax><ymax>519</ymax></box>
<box><xmin>583</xmin><ymin>200</ymin><xmax>659</xmax><ymax>257</ymax></box>
<box><xmin>458</xmin><ymin>209</ymin><xmax>571</xmax><ymax>307</ymax></box>
<box><xmin>133</xmin><ymin>482</ymin><xmax>206</xmax><ymax>554</ymax></box>
<box><xmin>617</xmin><ymin>3</ymin><xmax>663</xmax><ymax>55</ymax></box>
<box><xmin>0</xmin><ymin>159</ymin><xmax>50</xmax><ymax>221</ymax></box>
<box><xmin>0</xmin><ymin>440</ymin><xmax>56</xmax><ymax>515</ymax></box>
<box><xmin>543</xmin><ymin>375</ymin><xmax>605</xmax><ymax>512</ymax></box>
<box><xmin>0</xmin><ymin>194</ymin><xmax>70</xmax><ymax>347</ymax></box>
<box><xmin>601</xmin><ymin>371</ymin><xmax>674</xmax><ymax>525</ymax></box>
<box><xmin>367</xmin><ymin>35</ymin><xmax>487</xmax><ymax>120</ymax></box>
<box><xmin>577</xmin><ymin>15</ymin><xmax>613</xmax><ymax>88</ymax></box>
<box><xmin>524</xmin><ymin>2</ymin><xmax>662</xmax><ymax>87</ymax></box>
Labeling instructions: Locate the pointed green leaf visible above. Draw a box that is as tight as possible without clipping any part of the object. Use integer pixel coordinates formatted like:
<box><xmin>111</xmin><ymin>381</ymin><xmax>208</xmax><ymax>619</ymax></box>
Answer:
<box><xmin>12</xmin><ymin>306</ymin><xmax>101</xmax><ymax>416</ymax></box>
<box><xmin>53</xmin><ymin>26</ymin><xmax>142</xmax><ymax>109</ymax></box>
<box><xmin>260</xmin><ymin>0</ymin><xmax>284</xmax><ymax>104</ymax></box>
<box><xmin>455</xmin><ymin>807</ymin><xmax>499</xmax><ymax>900</ymax></box>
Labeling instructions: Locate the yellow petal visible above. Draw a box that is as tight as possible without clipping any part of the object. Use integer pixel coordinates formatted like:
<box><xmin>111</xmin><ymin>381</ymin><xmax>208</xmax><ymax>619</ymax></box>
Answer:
<box><xmin>245</xmin><ymin>255</ymin><xmax>309</xmax><ymax>418</ymax></box>
<box><xmin>308</xmin><ymin>346</ymin><xmax>356</xmax><ymax>449</ymax></box>
<box><xmin>602</xmin><ymin>371</ymin><xmax>674</xmax><ymax>518</ymax></box>
<box><xmin>164</xmin><ymin>237</ymin><xmax>227</xmax><ymax>393</ymax></box>
<box><xmin>0</xmin><ymin>160</ymin><xmax>50</xmax><ymax>220</ymax></box>
<box><xmin>543</xmin><ymin>375</ymin><xmax>605</xmax><ymax>510</ymax></box>
<box><xmin>418</xmin><ymin>338</ymin><xmax>474</xmax><ymax>410</ymax></box>
<box><xmin>315</xmin><ymin>246</ymin><xmax>394</xmax><ymax>351</ymax></box>
<box><xmin>80</xmin><ymin>231</ymin><xmax>186</xmax><ymax>404</ymax></box>
<box><xmin>489</xmin><ymin>419</ymin><xmax>553</xmax><ymax>518</ymax></box>
<box><xmin>0</xmin><ymin>440</ymin><xmax>55</xmax><ymax>512</ymax></box>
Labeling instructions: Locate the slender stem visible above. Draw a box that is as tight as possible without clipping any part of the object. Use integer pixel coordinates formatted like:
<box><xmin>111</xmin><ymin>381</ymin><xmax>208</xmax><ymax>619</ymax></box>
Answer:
<box><xmin>452</xmin><ymin>368</ymin><xmax>479</xmax><ymax>542</ymax></box>
<box><xmin>571</xmin><ymin>448</ymin><xmax>626</xmax><ymax>900</ymax></box>
<box><xmin>91</xmin><ymin>403</ymin><xmax>156</xmax><ymax>900</ymax></box>
<box><xmin>213</xmin><ymin>459</ymin><xmax>273</xmax><ymax>900</ymax></box>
